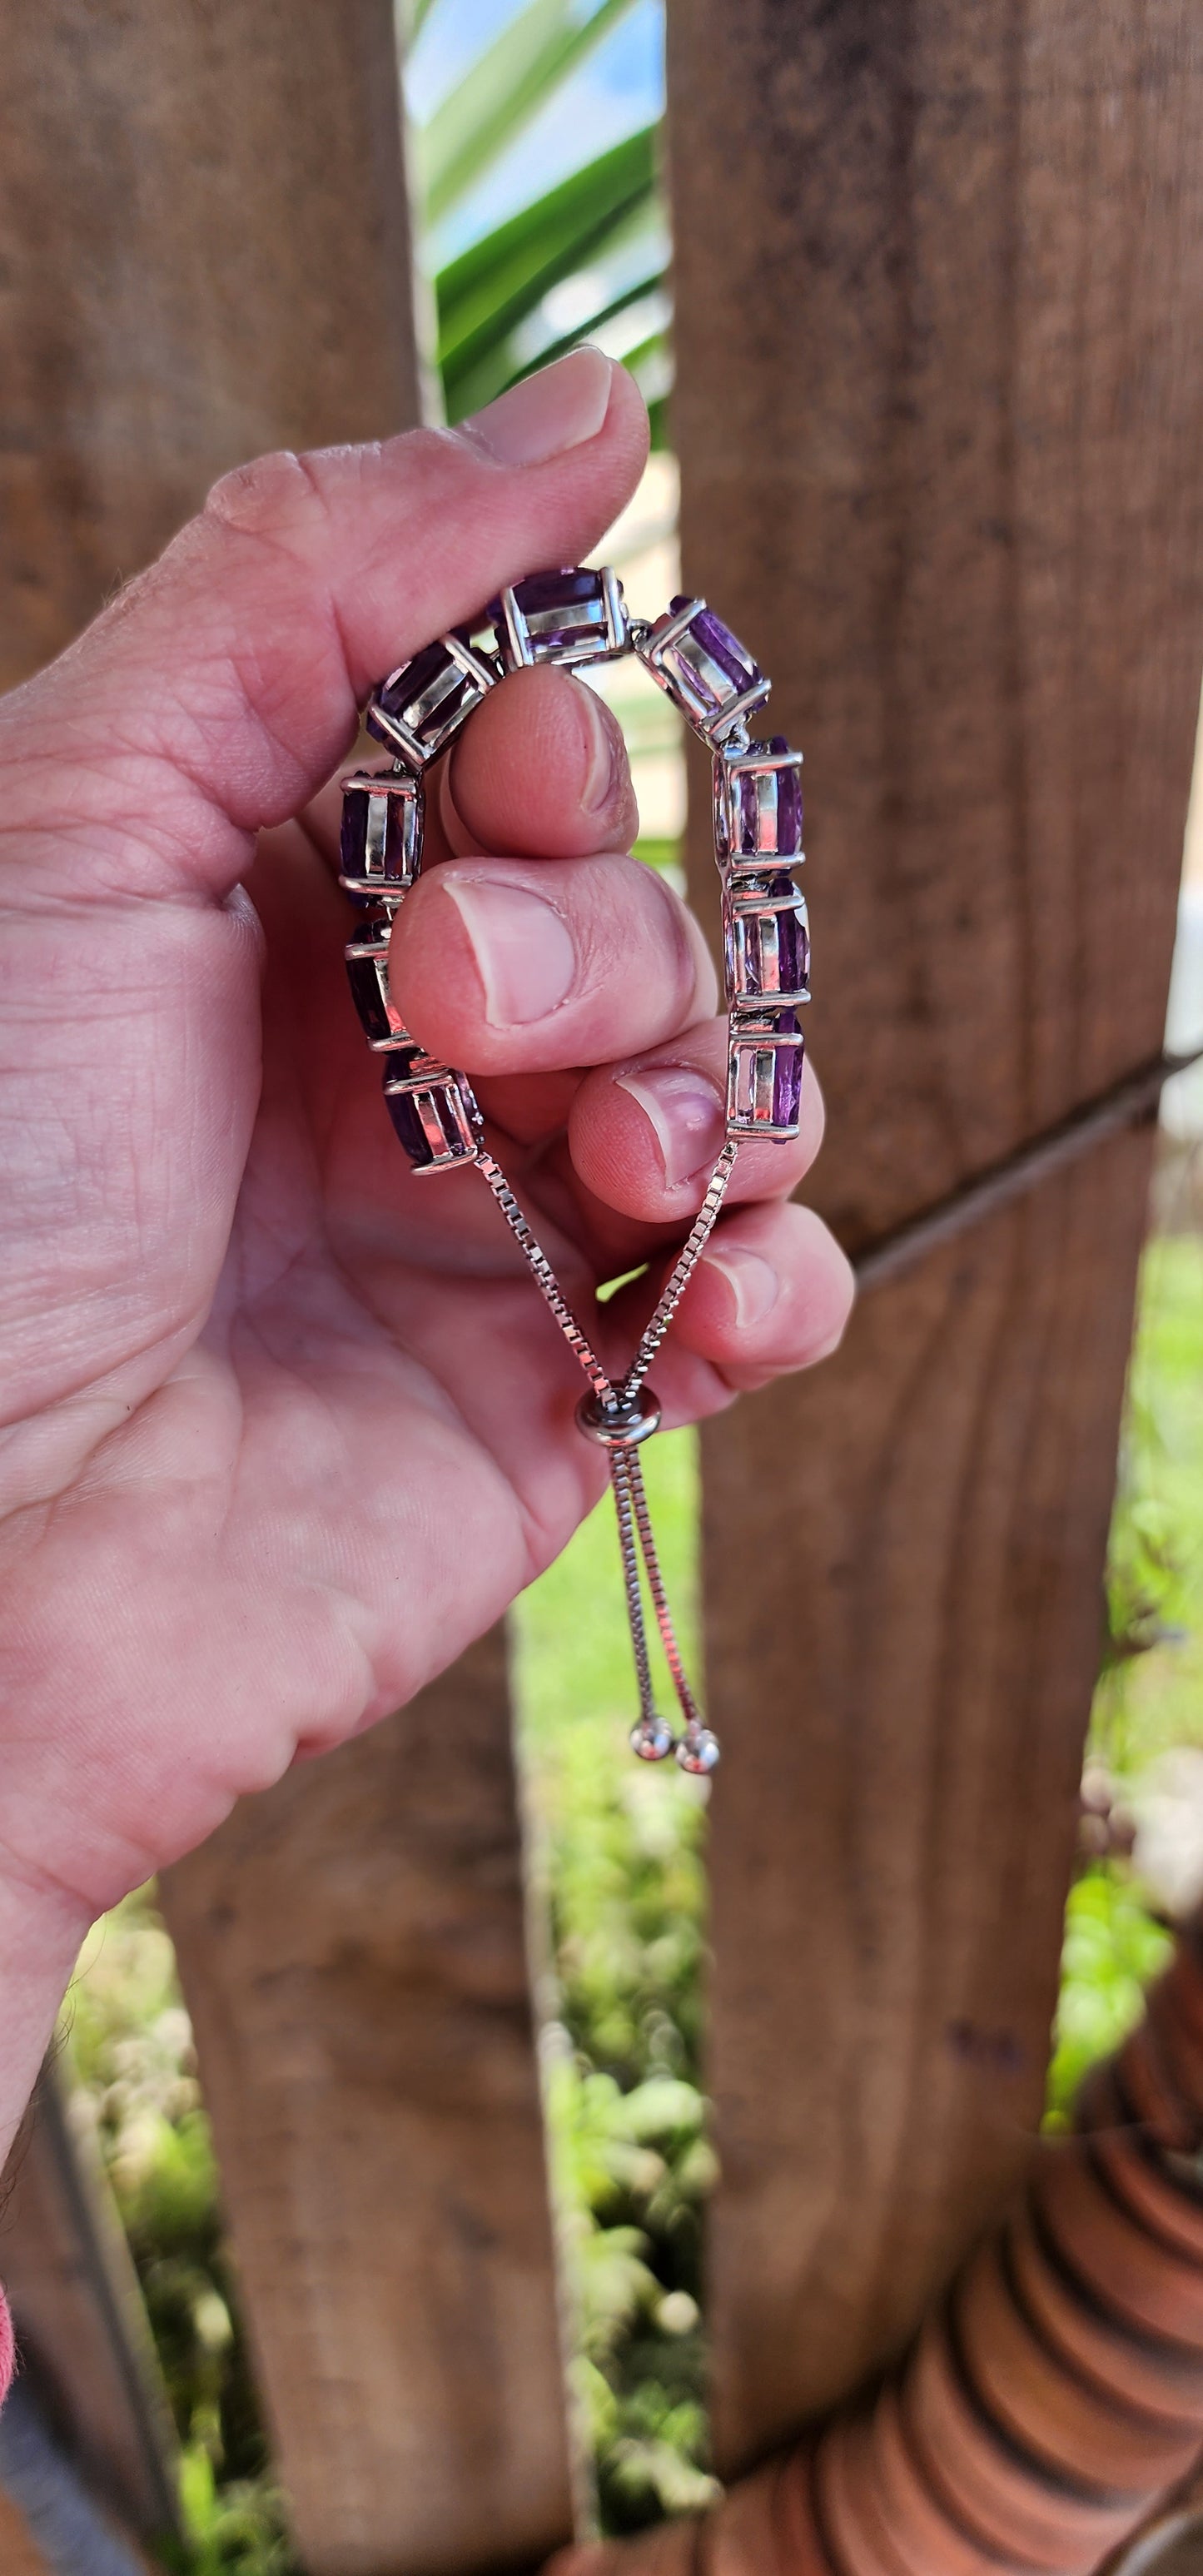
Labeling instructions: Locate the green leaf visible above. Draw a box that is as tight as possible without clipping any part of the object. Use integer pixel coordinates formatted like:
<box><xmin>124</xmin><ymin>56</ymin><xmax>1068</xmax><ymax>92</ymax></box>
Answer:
<box><xmin>500</xmin><ymin>266</ymin><xmax>664</xmax><ymax>384</ymax></box>
<box><xmin>418</xmin><ymin>0</ymin><xmax>641</xmax><ymax>227</ymax></box>
<box><xmin>437</xmin><ymin>126</ymin><xmax>658</xmax><ymax>415</ymax></box>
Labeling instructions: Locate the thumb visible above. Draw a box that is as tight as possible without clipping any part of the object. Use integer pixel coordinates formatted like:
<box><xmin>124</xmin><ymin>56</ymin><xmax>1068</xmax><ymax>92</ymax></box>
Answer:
<box><xmin>0</xmin><ymin>349</ymin><xmax>648</xmax><ymax>905</ymax></box>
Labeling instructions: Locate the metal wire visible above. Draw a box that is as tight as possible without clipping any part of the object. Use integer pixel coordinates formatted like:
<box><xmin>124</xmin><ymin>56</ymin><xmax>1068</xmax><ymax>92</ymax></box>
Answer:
<box><xmin>477</xmin><ymin>1153</ymin><xmax>612</xmax><ymax>1400</ymax></box>
<box><xmin>475</xmin><ymin>1141</ymin><xmax>740</xmax><ymax>1758</ymax></box>
<box><xmin>625</xmin><ymin>1443</ymin><xmax>703</xmax><ymax>1733</ymax></box>
<box><xmin>608</xmin><ymin>1445</ymin><xmax>659</xmax><ymax>1727</ymax></box>
<box><xmin>620</xmin><ymin>1140</ymin><xmax>739</xmax><ymax>1403</ymax></box>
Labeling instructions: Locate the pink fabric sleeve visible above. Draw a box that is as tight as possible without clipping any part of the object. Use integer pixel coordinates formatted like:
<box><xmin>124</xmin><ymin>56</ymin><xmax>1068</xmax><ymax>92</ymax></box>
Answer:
<box><xmin>0</xmin><ymin>2285</ymin><xmax>14</xmax><ymax>2404</ymax></box>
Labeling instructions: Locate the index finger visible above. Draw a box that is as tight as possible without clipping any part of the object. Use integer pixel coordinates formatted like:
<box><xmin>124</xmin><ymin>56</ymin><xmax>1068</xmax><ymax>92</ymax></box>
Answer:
<box><xmin>0</xmin><ymin>349</ymin><xmax>649</xmax><ymax>907</ymax></box>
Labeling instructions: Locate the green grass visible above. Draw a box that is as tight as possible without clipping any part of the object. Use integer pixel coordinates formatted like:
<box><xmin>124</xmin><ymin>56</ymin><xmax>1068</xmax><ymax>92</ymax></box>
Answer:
<box><xmin>1047</xmin><ymin>1231</ymin><xmax>1203</xmax><ymax>2124</ymax></box>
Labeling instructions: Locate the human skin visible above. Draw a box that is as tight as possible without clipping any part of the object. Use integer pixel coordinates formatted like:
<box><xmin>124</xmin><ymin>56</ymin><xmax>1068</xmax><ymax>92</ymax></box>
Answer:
<box><xmin>0</xmin><ymin>349</ymin><xmax>853</xmax><ymax>2171</ymax></box>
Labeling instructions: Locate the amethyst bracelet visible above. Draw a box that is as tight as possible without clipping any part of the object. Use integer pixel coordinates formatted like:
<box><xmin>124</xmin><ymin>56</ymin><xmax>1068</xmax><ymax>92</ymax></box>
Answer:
<box><xmin>338</xmin><ymin>565</ymin><xmax>808</xmax><ymax>1770</ymax></box>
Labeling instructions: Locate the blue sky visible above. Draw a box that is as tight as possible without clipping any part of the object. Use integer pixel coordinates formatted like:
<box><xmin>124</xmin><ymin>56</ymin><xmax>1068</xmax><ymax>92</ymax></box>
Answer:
<box><xmin>409</xmin><ymin>0</ymin><xmax>664</xmax><ymax>261</ymax></box>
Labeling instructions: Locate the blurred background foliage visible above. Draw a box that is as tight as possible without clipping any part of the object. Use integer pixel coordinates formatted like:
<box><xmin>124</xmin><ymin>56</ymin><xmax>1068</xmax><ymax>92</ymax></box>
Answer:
<box><xmin>49</xmin><ymin>0</ymin><xmax>1203</xmax><ymax>2564</ymax></box>
<box><xmin>406</xmin><ymin>0</ymin><xmax>671</xmax><ymax>435</ymax></box>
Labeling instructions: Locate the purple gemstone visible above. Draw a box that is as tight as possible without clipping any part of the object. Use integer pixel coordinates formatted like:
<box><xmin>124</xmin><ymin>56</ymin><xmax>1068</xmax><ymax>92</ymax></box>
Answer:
<box><xmin>369</xmin><ymin>627</ymin><xmax>484</xmax><ymax>754</ymax></box>
<box><xmin>341</xmin><ymin>789</ymin><xmax>370</xmax><ymax>877</ymax></box>
<box><xmin>385</xmin><ymin>1079</ymin><xmax>438</xmax><ymax>1168</ymax></box>
<box><xmin>669</xmin><ymin>596</ymin><xmax>761</xmax><ymax>695</ymax></box>
<box><xmin>494</xmin><ymin>566</ymin><xmax>613</xmax><ymax>663</ymax></box>
<box><xmin>340</xmin><ymin>786</ymin><xmax>415</xmax><ymax>891</ymax></box>
<box><xmin>724</xmin><ymin>885</ymin><xmax>808</xmax><ymax>1001</ymax></box>
<box><xmin>376</xmin><ymin>639</ymin><xmax>459</xmax><ymax>723</ymax></box>
<box><xmin>772</xmin><ymin>1037</ymin><xmax>804</xmax><ymax>1128</ymax></box>
<box><xmin>735</xmin><ymin>739</ymin><xmax>803</xmax><ymax>855</ymax></box>
<box><xmin>346</xmin><ymin>950</ymin><xmax>397</xmax><ymax>1047</ymax></box>
<box><xmin>774</xmin><ymin>903</ymin><xmax>809</xmax><ymax>996</ymax></box>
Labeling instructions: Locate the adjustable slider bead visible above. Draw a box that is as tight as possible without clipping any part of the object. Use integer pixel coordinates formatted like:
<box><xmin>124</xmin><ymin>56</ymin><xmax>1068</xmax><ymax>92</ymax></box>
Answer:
<box><xmin>630</xmin><ymin>1715</ymin><xmax>677</xmax><ymax>1763</ymax></box>
<box><xmin>339</xmin><ymin>768</ymin><xmax>424</xmax><ymax>900</ymax></box>
<box><xmin>366</xmin><ymin>629</ymin><xmax>500</xmax><ymax>768</ymax></box>
<box><xmin>491</xmin><ymin>565</ymin><xmax>628</xmax><ymax>670</ymax></box>
<box><xmin>676</xmin><ymin>1728</ymin><xmax>720</xmax><ymax>1776</ymax></box>
<box><xmin>713</xmin><ymin>736</ymin><xmax>803</xmax><ymax>867</ymax></box>
<box><xmin>636</xmin><ymin>595</ymin><xmax>771</xmax><ymax>744</ymax></box>
<box><xmin>575</xmin><ymin>1385</ymin><xmax>663</xmax><ymax>1449</ymax></box>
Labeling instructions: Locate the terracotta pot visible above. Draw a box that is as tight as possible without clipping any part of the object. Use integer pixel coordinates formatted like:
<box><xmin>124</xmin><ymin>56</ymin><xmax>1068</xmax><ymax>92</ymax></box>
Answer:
<box><xmin>1111</xmin><ymin>2021</ymin><xmax>1200</xmax><ymax>2156</ymax></box>
<box><xmin>1090</xmin><ymin>2123</ymin><xmax>1203</xmax><ymax>2269</ymax></box>
<box><xmin>867</xmin><ymin>2382</ymin><xmax>1037</xmax><ymax>2576</ymax></box>
<box><xmin>1034</xmin><ymin>2144</ymin><xmax>1203</xmax><ymax>2348</ymax></box>
<box><xmin>955</xmin><ymin>2233</ymin><xmax>1194</xmax><ymax>2494</ymax></box>
<box><xmin>817</xmin><ymin>2411</ymin><xmax>915</xmax><ymax>2576</ymax></box>
<box><xmin>1007</xmin><ymin>2206</ymin><xmax>1203</xmax><ymax>2426</ymax></box>
<box><xmin>709</xmin><ymin>2450</ymin><xmax>828</xmax><ymax>2576</ymax></box>
<box><xmin>904</xmin><ymin>2306</ymin><xmax>1138</xmax><ymax>2569</ymax></box>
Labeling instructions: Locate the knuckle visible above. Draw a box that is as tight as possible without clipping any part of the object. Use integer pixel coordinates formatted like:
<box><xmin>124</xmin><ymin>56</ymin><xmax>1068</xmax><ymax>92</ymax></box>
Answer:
<box><xmin>202</xmin><ymin>447</ymin><xmax>327</xmax><ymax>542</ymax></box>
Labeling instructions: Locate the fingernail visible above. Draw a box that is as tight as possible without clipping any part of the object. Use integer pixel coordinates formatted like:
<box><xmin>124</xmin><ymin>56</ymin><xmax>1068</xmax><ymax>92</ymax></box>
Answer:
<box><xmin>445</xmin><ymin>876</ymin><xmax>576</xmax><ymax>1026</ymax></box>
<box><xmin>615</xmin><ymin>1067</ymin><xmax>726</xmax><ymax>1189</ymax></box>
<box><xmin>460</xmin><ymin>347</ymin><xmax>614</xmax><ymax>467</ymax></box>
<box><xmin>698</xmin><ymin>1243</ymin><xmax>781</xmax><ymax>1330</ymax></box>
<box><xmin>578</xmin><ymin>683</ymin><xmax>621</xmax><ymax>816</ymax></box>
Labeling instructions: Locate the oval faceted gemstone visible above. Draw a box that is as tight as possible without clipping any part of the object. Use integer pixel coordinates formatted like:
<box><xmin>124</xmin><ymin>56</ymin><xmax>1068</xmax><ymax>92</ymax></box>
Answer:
<box><xmin>772</xmin><ymin>1028</ymin><xmax>805</xmax><ymax>1127</ymax></box>
<box><xmin>735</xmin><ymin>735</ymin><xmax>803</xmax><ymax>855</ymax></box>
<box><xmin>382</xmin><ymin>1057</ymin><xmax>482</xmax><ymax>1171</ymax></box>
<box><xmin>644</xmin><ymin>596</ymin><xmax>768</xmax><ymax>740</ymax></box>
<box><xmin>716</xmin><ymin>737</ymin><xmax>803</xmax><ymax>860</ymax></box>
<box><xmin>367</xmin><ymin>628</ymin><xmax>495</xmax><ymax>763</ymax></box>
<box><xmin>339</xmin><ymin>775</ymin><xmax>421</xmax><ymax>895</ymax></box>
<box><xmin>727</xmin><ymin>1007</ymin><xmax>804</xmax><ymax>1135</ymax></box>
<box><xmin>345</xmin><ymin>947</ymin><xmax>405</xmax><ymax>1048</ymax></box>
<box><xmin>669</xmin><ymin>597</ymin><xmax>760</xmax><ymax>694</ymax></box>
<box><xmin>724</xmin><ymin>883</ymin><xmax>810</xmax><ymax>1000</ymax></box>
<box><xmin>384</xmin><ymin>1077</ymin><xmax>441</xmax><ymax>1168</ymax></box>
<box><xmin>491</xmin><ymin>566</ymin><xmax>622</xmax><ymax>666</ymax></box>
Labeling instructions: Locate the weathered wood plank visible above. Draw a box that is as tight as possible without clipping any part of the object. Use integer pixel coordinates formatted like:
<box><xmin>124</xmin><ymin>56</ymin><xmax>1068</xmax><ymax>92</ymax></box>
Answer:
<box><xmin>666</xmin><ymin>0</ymin><xmax>1203</xmax><ymax>2473</ymax></box>
<box><xmin>669</xmin><ymin>0</ymin><xmax>1203</xmax><ymax>1249</ymax></box>
<box><xmin>0</xmin><ymin>0</ymin><xmax>420</xmax><ymax>690</ymax></box>
<box><xmin>2</xmin><ymin>4</ymin><xmax>571</xmax><ymax>2562</ymax></box>
<box><xmin>162</xmin><ymin>1632</ymin><xmax>573</xmax><ymax>2576</ymax></box>
<box><xmin>0</xmin><ymin>2067</ymin><xmax>178</xmax><ymax>2548</ymax></box>
<box><xmin>704</xmin><ymin>1126</ymin><xmax>1154</xmax><ymax>2456</ymax></box>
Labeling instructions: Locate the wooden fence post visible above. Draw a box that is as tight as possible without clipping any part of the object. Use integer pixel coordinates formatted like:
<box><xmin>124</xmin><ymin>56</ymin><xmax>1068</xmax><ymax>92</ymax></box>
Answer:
<box><xmin>665</xmin><ymin>0</ymin><xmax>1203</xmax><ymax>2474</ymax></box>
<box><xmin>1</xmin><ymin>4</ymin><xmax>573</xmax><ymax>2565</ymax></box>
<box><xmin>0</xmin><ymin>2067</ymin><xmax>176</xmax><ymax>2566</ymax></box>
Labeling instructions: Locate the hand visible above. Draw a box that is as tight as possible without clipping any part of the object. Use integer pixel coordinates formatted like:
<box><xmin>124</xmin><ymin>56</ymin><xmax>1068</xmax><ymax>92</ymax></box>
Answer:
<box><xmin>0</xmin><ymin>349</ymin><xmax>852</xmax><ymax>1970</ymax></box>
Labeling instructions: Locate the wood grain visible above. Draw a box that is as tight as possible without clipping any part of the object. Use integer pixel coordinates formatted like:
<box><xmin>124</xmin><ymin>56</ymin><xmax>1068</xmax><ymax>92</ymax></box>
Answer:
<box><xmin>0</xmin><ymin>2066</ymin><xmax>178</xmax><ymax>2545</ymax></box>
<box><xmin>0</xmin><ymin>0</ymin><xmax>420</xmax><ymax>689</ymax></box>
<box><xmin>704</xmin><ymin>1125</ymin><xmax>1154</xmax><ymax>2458</ymax></box>
<box><xmin>162</xmin><ymin>1632</ymin><xmax>573</xmax><ymax>2576</ymax></box>
<box><xmin>665</xmin><ymin>0</ymin><xmax>1203</xmax><ymax>2474</ymax></box>
<box><xmin>669</xmin><ymin>0</ymin><xmax>1203</xmax><ymax>1248</ymax></box>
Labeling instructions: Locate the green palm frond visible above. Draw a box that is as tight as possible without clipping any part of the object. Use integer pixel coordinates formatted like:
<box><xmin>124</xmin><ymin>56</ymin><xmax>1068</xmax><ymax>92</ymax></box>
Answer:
<box><xmin>435</xmin><ymin>126</ymin><xmax>659</xmax><ymax>420</ymax></box>
<box><xmin>417</xmin><ymin>0</ymin><xmax>640</xmax><ymax>228</ymax></box>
